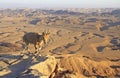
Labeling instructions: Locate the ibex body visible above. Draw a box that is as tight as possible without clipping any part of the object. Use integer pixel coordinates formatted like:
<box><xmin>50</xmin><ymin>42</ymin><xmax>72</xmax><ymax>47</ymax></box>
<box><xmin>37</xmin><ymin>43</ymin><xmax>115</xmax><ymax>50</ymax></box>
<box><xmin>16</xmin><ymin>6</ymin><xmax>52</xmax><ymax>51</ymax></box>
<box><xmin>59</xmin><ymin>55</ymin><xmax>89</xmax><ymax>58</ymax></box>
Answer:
<box><xmin>23</xmin><ymin>31</ymin><xmax>50</xmax><ymax>52</ymax></box>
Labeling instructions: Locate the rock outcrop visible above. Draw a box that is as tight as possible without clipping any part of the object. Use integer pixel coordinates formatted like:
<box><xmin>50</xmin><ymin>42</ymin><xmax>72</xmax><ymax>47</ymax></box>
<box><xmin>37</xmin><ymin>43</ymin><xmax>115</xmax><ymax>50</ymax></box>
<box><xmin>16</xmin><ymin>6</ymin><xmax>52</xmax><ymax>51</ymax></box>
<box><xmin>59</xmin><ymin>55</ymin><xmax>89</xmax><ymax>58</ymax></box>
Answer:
<box><xmin>18</xmin><ymin>55</ymin><xmax>57</xmax><ymax>78</ymax></box>
<box><xmin>60</xmin><ymin>56</ymin><xmax>117</xmax><ymax>77</ymax></box>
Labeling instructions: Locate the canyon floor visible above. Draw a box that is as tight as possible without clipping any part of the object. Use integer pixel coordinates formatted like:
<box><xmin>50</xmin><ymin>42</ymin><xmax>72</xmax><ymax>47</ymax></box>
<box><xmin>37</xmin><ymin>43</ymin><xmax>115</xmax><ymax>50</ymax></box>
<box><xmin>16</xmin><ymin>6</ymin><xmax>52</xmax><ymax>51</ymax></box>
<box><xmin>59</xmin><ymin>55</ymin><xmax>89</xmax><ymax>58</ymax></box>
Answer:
<box><xmin>0</xmin><ymin>9</ymin><xmax>120</xmax><ymax>78</ymax></box>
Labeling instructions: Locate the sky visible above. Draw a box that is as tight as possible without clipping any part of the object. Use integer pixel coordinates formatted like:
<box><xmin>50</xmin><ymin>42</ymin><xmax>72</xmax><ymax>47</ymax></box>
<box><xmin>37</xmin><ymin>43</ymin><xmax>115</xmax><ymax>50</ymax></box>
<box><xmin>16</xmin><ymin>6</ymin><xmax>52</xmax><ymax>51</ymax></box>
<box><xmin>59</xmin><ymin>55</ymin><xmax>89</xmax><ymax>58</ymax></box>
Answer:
<box><xmin>0</xmin><ymin>0</ymin><xmax>120</xmax><ymax>8</ymax></box>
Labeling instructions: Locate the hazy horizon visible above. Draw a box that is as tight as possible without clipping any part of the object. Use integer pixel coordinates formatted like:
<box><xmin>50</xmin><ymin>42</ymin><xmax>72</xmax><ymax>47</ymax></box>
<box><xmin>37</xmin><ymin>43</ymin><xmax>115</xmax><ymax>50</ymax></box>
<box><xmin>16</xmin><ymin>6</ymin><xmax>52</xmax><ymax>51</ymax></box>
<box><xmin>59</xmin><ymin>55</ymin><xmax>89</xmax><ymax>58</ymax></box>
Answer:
<box><xmin>0</xmin><ymin>0</ymin><xmax>120</xmax><ymax>8</ymax></box>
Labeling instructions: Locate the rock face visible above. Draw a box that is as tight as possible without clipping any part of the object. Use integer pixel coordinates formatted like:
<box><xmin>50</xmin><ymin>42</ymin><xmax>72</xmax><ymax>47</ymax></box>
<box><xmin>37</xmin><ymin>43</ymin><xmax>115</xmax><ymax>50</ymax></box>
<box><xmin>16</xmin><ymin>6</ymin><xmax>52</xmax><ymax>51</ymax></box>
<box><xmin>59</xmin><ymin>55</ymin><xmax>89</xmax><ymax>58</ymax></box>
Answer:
<box><xmin>18</xmin><ymin>55</ymin><xmax>57</xmax><ymax>78</ymax></box>
<box><xmin>0</xmin><ymin>54</ymin><xmax>119</xmax><ymax>78</ymax></box>
<box><xmin>49</xmin><ymin>63</ymin><xmax>85</xmax><ymax>78</ymax></box>
<box><xmin>17</xmin><ymin>55</ymin><xmax>85</xmax><ymax>78</ymax></box>
<box><xmin>60</xmin><ymin>56</ymin><xmax>116</xmax><ymax>77</ymax></box>
<box><xmin>30</xmin><ymin>55</ymin><xmax>57</xmax><ymax>77</ymax></box>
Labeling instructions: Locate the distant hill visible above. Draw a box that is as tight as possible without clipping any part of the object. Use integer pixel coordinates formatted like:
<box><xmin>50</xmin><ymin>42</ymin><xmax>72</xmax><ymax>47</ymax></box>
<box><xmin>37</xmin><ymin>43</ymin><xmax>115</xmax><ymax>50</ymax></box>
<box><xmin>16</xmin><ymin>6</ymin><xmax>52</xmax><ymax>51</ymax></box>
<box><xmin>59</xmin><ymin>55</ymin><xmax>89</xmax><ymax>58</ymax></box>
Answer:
<box><xmin>43</xmin><ymin>9</ymin><xmax>83</xmax><ymax>15</ymax></box>
<box><xmin>111</xmin><ymin>9</ymin><xmax>120</xmax><ymax>16</ymax></box>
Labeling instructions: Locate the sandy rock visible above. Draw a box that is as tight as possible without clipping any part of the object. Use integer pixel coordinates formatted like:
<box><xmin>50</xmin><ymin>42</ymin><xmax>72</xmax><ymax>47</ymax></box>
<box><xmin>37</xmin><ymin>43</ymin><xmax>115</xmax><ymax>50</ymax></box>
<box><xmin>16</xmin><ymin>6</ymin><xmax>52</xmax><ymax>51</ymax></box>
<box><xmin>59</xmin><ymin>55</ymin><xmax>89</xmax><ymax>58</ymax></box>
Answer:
<box><xmin>60</xmin><ymin>56</ymin><xmax>115</xmax><ymax>77</ymax></box>
<box><xmin>30</xmin><ymin>55</ymin><xmax>57</xmax><ymax>77</ymax></box>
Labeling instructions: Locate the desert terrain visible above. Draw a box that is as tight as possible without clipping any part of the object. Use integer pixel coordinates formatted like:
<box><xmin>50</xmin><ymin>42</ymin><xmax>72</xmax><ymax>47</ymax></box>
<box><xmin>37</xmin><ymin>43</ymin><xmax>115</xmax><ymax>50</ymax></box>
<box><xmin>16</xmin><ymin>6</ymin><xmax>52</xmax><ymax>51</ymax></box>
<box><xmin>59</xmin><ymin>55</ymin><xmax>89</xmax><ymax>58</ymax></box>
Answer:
<box><xmin>0</xmin><ymin>8</ymin><xmax>120</xmax><ymax>78</ymax></box>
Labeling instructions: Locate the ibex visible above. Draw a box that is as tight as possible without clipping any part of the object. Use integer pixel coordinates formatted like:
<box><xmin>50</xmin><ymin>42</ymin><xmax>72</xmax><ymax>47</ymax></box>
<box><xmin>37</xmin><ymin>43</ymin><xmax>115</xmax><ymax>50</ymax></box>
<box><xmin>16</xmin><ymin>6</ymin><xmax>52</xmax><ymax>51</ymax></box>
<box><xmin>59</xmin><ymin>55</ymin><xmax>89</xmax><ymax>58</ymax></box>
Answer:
<box><xmin>22</xmin><ymin>31</ymin><xmax>50</xmax><ymax>53</ymax></box>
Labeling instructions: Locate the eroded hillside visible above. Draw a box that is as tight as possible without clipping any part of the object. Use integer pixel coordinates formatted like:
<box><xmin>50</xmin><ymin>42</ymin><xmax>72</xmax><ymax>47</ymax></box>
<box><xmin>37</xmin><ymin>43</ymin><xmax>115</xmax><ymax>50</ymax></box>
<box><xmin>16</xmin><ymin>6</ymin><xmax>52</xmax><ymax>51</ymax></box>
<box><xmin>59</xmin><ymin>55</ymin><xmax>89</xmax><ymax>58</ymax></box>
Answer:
<box><xmin>0</xmin><ymin>8</ymin><xmax>120</xmax><ymax>78</ymax></box>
